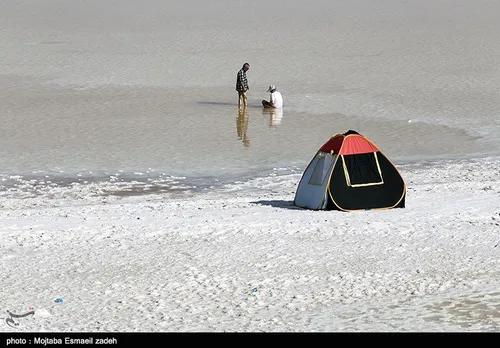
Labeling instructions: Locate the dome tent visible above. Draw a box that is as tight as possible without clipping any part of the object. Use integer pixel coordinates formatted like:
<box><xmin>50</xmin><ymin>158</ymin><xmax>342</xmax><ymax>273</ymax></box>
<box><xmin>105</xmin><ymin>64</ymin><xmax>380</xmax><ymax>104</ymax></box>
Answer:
<box><xmin>294</xmin><ymin>130</ymin><xmax>406</xmax><ymax>211</ymax></box>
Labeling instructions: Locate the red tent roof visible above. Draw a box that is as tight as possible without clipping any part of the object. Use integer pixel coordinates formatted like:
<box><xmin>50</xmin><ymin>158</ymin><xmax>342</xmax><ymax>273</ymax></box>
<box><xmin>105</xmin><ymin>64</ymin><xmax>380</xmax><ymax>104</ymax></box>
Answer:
<box><xmin>319</xmin><ymin>133</ymin><xmax>380</xmax><ymax>155</ymax></box>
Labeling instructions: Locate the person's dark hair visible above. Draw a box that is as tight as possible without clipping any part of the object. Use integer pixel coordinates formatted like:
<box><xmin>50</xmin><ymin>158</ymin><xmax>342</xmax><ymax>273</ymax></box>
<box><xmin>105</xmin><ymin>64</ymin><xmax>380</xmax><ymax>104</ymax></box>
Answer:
<box><xmin>243</xmin><ymin>63</ymin><xmax>250</xmax><ymax>69</ymax></box>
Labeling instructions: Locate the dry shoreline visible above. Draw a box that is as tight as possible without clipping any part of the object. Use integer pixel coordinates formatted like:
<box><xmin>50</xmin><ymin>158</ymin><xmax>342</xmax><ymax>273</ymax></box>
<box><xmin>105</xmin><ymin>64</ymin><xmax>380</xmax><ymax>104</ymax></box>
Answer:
<box><xmin>1</xmin><ymin>156</ymin><xmax>499</xmax><ymax>332</ymax></box>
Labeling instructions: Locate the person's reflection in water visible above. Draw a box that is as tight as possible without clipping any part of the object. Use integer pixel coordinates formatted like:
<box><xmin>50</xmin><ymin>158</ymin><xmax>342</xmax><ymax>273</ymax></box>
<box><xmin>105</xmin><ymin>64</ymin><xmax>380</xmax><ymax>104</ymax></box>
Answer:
<box><xmin>236</xmin><ymin>106</ymin><xmax>250</xmax><ymax>148</ymax></box>
<box><xmin>262</xmin><ymin>107</ymin><xmax>283</xmax><ymax>129</ymax></box>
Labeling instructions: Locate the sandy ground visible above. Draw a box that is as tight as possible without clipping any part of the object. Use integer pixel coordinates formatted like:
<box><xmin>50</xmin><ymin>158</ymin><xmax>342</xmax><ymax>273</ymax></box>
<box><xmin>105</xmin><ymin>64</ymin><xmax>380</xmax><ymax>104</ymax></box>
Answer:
<box><xmin>1</xmin><ymin>156</ymin><xmax>499</xmax><ymax>332</ymax></box>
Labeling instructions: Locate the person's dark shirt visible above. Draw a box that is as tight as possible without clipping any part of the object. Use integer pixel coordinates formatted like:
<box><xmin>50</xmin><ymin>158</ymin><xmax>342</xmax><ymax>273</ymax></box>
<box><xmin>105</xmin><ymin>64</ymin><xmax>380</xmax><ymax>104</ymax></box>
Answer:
<box><xmin>236</xmin><ymin>68</ymin><xmax>249</xmax><ymax>91</ymax></box>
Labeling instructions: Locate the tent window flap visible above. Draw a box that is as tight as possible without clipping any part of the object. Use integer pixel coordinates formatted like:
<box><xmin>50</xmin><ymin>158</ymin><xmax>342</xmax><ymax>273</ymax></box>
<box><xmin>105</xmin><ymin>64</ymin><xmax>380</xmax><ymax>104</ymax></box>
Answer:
<box><xmin>309</xmin><ymin>153</ymin><xmax>335</xmax><ymax>185</ymax></box>
<box><xmin>342</xmin><ymin>153</ymin><xmax>383</xmax><ymax>187</ymax></box>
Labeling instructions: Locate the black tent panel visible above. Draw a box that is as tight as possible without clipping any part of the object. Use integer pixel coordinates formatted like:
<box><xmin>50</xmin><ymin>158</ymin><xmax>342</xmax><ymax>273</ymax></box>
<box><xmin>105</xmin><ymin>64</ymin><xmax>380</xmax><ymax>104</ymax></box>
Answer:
<box><xmin>327</xmin><ymin>152</ymin><xmax>406</xmax><ymax>211</ymax></box>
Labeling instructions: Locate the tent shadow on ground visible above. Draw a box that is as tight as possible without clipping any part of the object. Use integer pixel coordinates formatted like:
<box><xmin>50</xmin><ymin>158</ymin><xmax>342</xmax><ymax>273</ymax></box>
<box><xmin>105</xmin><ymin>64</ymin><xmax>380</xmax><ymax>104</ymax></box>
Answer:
<box><xmin>250</xmin><ymin>200</ymin><xmax>303</xmax><ymax>209</ymax></box>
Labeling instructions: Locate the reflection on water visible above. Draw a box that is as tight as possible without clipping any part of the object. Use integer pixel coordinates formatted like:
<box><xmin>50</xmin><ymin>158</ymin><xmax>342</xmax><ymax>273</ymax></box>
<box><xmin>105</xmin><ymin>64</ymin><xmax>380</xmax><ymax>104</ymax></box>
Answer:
<box><xmin>236</xmin><ymin>107</ymin><xmax>250</xmax><ymax>148</ymax></box>
<box><xmin>262</xmin><ymin>108</ymin><xmax>283</xmax><ymax>129</ymax></box>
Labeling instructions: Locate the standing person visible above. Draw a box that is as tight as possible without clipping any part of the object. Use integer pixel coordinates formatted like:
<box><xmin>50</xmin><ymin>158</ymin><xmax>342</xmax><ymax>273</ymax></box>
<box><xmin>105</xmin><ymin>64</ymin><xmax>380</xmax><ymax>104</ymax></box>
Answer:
<box><xmin>262</xmin><ymin>85</ymin><xmax>283</xmax><ymax>109</ymax></box>
<box><xmin>236</xmin><ymin>63</ymin><xmax>250</xmax><ymax>109</ymax></box>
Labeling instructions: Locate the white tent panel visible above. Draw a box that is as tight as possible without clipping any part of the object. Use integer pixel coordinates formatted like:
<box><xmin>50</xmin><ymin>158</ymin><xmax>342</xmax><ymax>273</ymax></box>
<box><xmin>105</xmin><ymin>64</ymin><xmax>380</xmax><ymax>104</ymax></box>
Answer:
<box><xmin>294</xmin><ymin>152</ymin><xmax>336</xmax><ymax>210</ymax></box>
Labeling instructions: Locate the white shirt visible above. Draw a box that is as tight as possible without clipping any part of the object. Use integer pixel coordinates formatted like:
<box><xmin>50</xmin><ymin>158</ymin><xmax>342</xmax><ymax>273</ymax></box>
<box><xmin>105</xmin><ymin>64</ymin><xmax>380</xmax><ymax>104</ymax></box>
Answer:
<box><xmin>270</xmin><ymin>90</ymin><xmax>283</xmax><ymax>108</ymax></box>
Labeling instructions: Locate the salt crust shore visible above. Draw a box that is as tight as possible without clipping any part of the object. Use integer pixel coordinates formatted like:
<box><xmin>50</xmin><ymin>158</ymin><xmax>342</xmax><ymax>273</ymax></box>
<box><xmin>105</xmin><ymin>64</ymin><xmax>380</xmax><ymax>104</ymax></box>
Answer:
<box><xmin>1</xmin><ymin>156</ymin><xmax>499</xmax><ymax>332</ymax></box>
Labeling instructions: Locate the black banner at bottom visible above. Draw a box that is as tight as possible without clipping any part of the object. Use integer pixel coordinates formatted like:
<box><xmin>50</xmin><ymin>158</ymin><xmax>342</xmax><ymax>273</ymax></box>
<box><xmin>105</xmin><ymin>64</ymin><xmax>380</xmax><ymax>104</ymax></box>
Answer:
<box><xmin>0</xmin><ymin>332</ymin><xmax>496</xmax><ymax>346</ymax></box>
